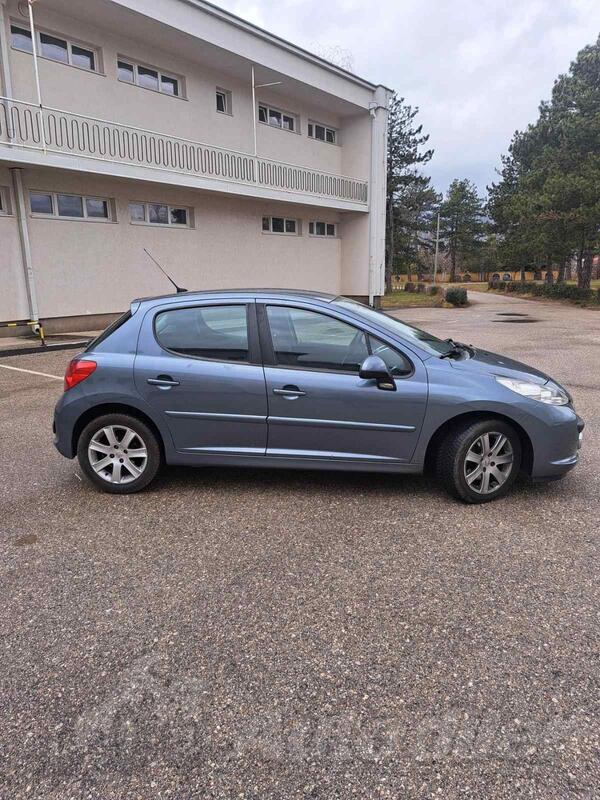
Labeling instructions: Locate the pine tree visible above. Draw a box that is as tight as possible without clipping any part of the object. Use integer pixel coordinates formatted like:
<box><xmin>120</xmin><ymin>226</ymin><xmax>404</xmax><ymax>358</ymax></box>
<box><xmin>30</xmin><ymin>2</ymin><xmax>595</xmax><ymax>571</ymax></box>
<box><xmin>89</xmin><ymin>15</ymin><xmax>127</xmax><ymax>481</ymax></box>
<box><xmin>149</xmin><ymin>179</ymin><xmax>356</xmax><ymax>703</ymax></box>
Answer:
<box><xmin>385</xmin><ymin>93</ymin><xmax>435</xmax><ymax>291</ymax></box>
<box><xmin>439</xmin><ymin>179</ymin><xmax>485</xmax><ymax>282</ymax></box>
<box><xmin>488</xmin><ymin>34</ymin><xmax>600</xmax><ymax>288</ymax></box>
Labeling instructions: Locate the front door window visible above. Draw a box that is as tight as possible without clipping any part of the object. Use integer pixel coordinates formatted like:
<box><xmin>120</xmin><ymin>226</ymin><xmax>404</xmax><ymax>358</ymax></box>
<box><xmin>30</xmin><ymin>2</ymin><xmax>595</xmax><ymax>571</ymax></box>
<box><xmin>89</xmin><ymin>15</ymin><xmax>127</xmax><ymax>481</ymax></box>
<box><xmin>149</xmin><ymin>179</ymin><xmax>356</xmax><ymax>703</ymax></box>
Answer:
<box><xmin>266</xmin><ymin>306</ymin><xmax>369</xmax><ymax>372</ymax></box>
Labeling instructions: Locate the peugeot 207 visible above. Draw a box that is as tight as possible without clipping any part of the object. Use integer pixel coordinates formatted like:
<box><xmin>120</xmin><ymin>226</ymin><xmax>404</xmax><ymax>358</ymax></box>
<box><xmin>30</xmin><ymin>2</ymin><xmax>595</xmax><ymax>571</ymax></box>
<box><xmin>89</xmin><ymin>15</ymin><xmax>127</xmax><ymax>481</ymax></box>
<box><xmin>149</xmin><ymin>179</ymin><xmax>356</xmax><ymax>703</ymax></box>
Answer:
<box><xmin>53</xmin><ymin>289</ymin><xmax>584</xmax><ymax>503</ymax></box>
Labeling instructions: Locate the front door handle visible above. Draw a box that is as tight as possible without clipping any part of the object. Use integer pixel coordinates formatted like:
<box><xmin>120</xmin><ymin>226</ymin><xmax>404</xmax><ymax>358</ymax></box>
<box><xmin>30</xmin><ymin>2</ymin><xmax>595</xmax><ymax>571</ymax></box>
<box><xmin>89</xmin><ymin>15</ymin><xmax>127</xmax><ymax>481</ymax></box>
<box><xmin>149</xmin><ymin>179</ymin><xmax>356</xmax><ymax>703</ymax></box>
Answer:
<box><xmin>147</xmin><ymin>375</ymin><xmax>180</xmax><ymax>388</ymax></box>
<box><xmin>273</xmin><ymin>385</ymin><xmax>306</xmax><ymax>398</ymax></box>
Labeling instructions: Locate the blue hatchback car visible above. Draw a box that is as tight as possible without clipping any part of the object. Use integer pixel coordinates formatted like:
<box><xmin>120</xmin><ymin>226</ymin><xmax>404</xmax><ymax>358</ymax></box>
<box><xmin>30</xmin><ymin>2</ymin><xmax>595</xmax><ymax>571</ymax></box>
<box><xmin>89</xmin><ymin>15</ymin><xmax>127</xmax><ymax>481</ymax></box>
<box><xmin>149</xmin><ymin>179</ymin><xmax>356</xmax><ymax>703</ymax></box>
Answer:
<box><xmin>53</xmin><ymin>289</ymin><xmax>583</xmax><ymax>503</ymax></box>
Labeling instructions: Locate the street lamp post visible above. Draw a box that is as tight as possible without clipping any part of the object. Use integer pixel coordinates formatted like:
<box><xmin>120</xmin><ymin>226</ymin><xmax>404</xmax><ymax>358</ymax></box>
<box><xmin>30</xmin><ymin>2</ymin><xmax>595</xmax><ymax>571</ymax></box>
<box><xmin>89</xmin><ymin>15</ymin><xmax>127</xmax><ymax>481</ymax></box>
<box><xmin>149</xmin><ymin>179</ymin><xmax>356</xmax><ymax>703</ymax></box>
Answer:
<box><xmin>433</xmin><ymin>211</ymin><xmax>441</xmax><ymax>284</ymax></box>
<box><xmin>27</xmin><ymin>0</ymin><xmax>46</xmax><ymax>155</ymax></box>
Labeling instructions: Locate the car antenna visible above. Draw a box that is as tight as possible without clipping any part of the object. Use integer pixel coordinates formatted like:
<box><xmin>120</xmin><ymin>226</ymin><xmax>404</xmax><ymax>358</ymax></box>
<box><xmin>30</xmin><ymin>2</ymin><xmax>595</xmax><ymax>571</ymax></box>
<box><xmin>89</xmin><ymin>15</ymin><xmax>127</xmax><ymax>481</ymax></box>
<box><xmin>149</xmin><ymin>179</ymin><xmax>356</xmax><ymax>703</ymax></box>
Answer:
<box><xmin>144</xmin><ymin>248</ymin><xmax>187</xmax><ymax>293</ymax></box>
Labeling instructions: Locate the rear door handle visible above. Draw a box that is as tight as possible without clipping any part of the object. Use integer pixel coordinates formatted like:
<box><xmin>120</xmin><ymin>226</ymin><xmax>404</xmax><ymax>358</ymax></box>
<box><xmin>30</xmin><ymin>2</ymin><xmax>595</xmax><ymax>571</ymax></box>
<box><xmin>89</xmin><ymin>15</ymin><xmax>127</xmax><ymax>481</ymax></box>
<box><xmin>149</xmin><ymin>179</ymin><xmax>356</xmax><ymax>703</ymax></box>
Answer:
<box><xmin>147</xmin><ymin>375</ymin><xmax>180</xmax><ymax>387</ymax></box>
<box><xmin>273</xmin><ymin>385</ymin><xmax>306</xmax><ymax>398</ymax></box>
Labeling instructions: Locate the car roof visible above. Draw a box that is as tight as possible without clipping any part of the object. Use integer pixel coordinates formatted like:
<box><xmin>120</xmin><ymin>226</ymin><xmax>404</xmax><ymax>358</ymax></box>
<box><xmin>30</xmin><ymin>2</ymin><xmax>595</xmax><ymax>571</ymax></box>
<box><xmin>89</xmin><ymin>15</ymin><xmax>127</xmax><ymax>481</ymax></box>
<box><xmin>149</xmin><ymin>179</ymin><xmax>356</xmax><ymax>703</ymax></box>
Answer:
<box><xmin>132</xmin><ymin>288</ymin><xmax>339</xmax><ymax>307</ymax></box>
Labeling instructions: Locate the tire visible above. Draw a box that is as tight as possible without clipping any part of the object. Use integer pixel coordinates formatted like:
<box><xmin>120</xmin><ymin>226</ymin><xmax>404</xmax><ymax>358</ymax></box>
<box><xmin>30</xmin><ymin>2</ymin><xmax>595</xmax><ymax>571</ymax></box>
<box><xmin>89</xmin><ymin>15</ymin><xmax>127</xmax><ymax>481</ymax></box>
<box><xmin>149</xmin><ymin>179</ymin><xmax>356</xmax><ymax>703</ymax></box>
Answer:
<box><xmin>77</xmin><ymin>413</ymin><xmax>162</xmax><ymax>494</ymax></box>
<box><xmin>436</xmin><ymin>419</ymin><xmax>522</xmax><ymax>504</ymax></box>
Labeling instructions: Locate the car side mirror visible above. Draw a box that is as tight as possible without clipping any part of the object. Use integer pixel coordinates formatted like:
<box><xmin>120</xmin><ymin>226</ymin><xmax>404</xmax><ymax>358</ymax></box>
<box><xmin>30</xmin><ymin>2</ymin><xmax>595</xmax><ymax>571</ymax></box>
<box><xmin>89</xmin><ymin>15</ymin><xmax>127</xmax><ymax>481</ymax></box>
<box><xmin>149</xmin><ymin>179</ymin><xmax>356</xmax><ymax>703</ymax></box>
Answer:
<box><xmin>359</xmin><ymin>355</ymin><xmax>396</xmax><ymax>391</ymax></box>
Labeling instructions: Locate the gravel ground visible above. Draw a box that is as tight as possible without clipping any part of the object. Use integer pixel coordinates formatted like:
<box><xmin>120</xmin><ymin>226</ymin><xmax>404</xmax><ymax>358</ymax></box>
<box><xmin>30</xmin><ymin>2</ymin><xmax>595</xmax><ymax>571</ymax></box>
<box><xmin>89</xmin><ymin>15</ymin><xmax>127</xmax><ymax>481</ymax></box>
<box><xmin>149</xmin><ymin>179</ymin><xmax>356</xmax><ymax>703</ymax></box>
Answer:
<box><xmin>0</xmin><ymin>291</ymin><xmax>598</xmax><ymax>799</ymax></box>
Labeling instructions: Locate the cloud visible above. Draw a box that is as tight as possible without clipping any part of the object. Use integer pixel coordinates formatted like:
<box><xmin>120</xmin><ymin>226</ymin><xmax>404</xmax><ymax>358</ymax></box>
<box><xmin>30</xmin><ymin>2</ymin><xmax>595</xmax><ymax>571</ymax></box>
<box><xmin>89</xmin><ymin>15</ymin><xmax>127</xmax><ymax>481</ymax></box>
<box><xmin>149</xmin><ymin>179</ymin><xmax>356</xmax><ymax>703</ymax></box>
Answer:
<box><xmin>219</xmin><ymin>0</ymin><xmax>600</xmax><ymax>195</ymax></box>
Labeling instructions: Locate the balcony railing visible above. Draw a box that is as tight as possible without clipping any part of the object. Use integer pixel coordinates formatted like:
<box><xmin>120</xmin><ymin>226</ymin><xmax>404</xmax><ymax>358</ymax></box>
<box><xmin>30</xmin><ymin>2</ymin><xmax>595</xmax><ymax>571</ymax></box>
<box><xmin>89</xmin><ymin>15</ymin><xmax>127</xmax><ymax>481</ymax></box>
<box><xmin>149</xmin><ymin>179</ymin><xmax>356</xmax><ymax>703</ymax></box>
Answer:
<box><xmin>0</xmin><ymin>97</ymin><xmax>368</xmax><ymax>205</ymax></box>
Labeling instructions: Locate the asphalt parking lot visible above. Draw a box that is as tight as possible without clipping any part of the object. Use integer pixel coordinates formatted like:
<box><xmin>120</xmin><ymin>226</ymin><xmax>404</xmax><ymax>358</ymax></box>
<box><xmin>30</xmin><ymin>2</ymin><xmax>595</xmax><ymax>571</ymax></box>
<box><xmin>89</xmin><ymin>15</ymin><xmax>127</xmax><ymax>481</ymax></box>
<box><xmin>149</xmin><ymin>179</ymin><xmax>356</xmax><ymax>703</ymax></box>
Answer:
<box><xmin>1</xmin><ymin>292</ymin><xmax>598</xmax><ymax>799</ymax></box>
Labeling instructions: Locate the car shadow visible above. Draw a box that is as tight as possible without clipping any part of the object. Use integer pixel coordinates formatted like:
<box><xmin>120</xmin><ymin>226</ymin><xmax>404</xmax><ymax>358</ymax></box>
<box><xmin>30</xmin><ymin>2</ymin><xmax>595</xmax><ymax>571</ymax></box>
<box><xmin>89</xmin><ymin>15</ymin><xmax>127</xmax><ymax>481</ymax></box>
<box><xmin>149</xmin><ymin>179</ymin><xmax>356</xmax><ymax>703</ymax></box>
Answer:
<box><xmin>147</xmin><ymin>463</ymin><xmax>567</xmax><ymax>506</ymax></box>
<box><xmin>153</xmin><ymin>463</ymin><xmax>429</xmax><ymax>498</ymax></box>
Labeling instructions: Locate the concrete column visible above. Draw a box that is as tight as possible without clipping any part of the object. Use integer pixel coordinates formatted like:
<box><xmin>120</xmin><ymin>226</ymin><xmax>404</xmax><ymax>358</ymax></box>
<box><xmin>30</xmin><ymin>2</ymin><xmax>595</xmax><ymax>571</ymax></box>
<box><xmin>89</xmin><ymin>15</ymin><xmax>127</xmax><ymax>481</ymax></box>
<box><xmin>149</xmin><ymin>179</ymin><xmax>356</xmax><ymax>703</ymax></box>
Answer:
<box><xmin>0</xmin><ymin>0</ymin><xmax>13</xmax><ymax>99</ymax></box>
<box><xmin>11</xmin><ymin>167</ymin><xmax>40</xmax><ymax>322</ymax></box>
<box><xmin>368</xmin><ymin>85</ymin><xmax>391</xmax><ymax>304</ymax></box>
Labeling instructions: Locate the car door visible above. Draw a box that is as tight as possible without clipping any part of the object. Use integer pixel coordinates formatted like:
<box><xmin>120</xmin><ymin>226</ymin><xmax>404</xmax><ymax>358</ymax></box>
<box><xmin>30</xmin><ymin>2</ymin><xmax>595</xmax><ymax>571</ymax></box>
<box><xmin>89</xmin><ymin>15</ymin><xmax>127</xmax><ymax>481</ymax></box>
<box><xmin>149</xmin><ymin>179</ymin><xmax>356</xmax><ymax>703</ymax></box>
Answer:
<box><xmin>258</xmin><ymin>302</ymin><xmax>428</xmax><ymax>463</ymax></box>
<box><xmin>134</xmin><ymin>300</ymin><xmax>268</xmax><ymax>456</ymax></box>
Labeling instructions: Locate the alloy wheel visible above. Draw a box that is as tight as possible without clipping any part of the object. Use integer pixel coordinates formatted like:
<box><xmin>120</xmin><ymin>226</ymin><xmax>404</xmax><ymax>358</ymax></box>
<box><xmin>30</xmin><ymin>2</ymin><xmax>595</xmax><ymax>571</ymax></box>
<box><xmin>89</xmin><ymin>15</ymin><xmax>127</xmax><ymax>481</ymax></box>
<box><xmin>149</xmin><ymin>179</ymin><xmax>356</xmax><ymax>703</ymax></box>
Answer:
<box><xmin>463</xmin><ymin>431</ymin><xmax>514</xmax><ymax>495</ymax></box>
<box><xmin>88</xmin><ymin>425</ymin><xmax>148</xmax><ymax>484</ymax></box>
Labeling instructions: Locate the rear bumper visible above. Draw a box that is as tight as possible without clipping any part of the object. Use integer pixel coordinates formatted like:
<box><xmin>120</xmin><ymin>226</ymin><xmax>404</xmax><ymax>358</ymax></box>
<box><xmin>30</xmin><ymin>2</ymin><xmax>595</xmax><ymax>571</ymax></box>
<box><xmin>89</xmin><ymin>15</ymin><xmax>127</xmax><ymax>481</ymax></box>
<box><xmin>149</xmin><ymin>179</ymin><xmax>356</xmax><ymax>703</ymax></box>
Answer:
<box><xmin>53</xmin><ymin>389</ymin><xmax>91</xmax><ymax>459</ymax></box>
<box><xmin>53</xmin><ymin>409</ymin><xmax>75</xmax><ymax>458</ymax></box>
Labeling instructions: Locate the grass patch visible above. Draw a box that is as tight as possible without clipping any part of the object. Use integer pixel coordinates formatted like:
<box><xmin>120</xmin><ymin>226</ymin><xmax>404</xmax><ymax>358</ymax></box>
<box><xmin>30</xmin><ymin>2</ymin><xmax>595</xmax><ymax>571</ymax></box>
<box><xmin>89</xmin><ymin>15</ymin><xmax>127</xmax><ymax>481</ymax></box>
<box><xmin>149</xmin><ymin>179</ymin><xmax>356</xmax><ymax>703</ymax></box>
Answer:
<box><xmin>439</xmin><ymin>282</ymin><xmax>488</xmax><ymax>294</ymax></box>
<box><xmin>381</xmin><ymin>291</ymin><xmax>444</xmax><ymax>309</ymax></box>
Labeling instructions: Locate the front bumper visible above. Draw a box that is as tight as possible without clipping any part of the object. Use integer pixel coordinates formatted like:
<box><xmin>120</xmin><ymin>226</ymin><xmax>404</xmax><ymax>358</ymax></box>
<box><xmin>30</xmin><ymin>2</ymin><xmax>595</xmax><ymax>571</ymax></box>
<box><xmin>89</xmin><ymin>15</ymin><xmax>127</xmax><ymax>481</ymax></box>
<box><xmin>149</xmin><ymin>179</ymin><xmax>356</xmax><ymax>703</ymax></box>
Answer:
<box><xmin>531</xmin><ymin>413</ymin><xmax>584</xmax><ymax>481</ymax></box>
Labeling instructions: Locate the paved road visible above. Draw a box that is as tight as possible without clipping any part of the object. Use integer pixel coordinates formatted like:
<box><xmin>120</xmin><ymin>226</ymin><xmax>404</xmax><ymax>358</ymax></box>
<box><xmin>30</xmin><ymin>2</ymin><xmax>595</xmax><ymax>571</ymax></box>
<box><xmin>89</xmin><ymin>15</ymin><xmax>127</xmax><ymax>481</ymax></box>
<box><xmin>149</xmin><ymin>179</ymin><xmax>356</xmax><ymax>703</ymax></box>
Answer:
<box><xmin>0</xmin><ymin>292</ymin><xmax>598</xmax><ymax>799</ymax></box>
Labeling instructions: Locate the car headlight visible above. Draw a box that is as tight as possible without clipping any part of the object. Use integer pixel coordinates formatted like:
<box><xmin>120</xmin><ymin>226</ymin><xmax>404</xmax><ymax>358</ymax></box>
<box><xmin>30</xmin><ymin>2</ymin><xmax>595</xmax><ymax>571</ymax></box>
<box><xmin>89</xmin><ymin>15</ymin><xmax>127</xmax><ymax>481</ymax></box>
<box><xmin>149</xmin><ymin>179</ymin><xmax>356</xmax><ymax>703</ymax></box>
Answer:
<box><xmin>495</xmin><ymin>376</ymin><xmax>569</xmax><ymax>405</ymax></box>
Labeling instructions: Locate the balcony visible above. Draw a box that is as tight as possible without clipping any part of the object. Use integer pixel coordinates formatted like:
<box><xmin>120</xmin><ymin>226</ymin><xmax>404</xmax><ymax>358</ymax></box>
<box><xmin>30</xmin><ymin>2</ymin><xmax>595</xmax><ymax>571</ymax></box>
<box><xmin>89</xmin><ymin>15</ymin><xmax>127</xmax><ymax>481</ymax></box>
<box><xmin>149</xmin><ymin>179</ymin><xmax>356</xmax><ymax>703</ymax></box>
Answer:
<box><xmin>0</xmin><ymin>97</ymin><xmax>369</xmax><ymax>210</ymax></box>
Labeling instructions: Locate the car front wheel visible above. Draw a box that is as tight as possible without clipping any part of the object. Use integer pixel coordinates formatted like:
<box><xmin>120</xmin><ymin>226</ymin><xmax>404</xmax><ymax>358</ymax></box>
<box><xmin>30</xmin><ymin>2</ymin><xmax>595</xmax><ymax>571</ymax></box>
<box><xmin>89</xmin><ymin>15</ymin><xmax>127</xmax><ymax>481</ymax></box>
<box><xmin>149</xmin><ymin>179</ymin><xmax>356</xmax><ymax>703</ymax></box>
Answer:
<box><xmin>77</xmin><ymin>413</ymin><xmax>161</xmax><ymax>494</ymax></box>
<box><xmin>437</xmin><ymin>419</ymin><xmax>522</xmax><ymax>503</ymax></box>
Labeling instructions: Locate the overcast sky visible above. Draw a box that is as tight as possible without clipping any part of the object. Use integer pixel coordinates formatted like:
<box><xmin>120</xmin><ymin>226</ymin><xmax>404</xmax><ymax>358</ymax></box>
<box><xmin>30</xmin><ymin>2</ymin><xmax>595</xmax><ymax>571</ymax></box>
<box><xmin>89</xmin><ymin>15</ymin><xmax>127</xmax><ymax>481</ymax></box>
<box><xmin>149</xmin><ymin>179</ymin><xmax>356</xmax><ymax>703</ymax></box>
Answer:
<box><xmin>219</xmin><ymin>0</ymin><xmax>600</xmax><ymax>197</ymax></box>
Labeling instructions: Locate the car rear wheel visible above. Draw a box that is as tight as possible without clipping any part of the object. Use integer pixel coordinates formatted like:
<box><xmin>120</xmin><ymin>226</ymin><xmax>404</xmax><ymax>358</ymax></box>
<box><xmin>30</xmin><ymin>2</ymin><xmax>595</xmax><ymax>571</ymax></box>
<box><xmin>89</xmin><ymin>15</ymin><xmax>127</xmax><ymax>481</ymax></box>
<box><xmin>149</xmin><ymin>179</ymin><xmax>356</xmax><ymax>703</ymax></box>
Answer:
<box><xmin>437</xmin><ymin>419</ymin><xmax>522</xmax><ymax>503</ymax></box>
<box><xmin>77</xmin><ymin>413</ymin><xmax>161</xmax><ymax>494</ymax></box>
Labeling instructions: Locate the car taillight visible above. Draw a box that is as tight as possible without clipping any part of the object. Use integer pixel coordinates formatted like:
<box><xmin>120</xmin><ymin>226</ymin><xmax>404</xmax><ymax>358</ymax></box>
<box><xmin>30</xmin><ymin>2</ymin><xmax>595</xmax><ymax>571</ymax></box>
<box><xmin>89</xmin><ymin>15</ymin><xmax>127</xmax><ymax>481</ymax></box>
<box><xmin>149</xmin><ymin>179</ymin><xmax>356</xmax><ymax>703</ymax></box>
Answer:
<box><xmin>64</xmin><ymin>359</ymin><xmax>96</xmax><ymax>391</ymax></box>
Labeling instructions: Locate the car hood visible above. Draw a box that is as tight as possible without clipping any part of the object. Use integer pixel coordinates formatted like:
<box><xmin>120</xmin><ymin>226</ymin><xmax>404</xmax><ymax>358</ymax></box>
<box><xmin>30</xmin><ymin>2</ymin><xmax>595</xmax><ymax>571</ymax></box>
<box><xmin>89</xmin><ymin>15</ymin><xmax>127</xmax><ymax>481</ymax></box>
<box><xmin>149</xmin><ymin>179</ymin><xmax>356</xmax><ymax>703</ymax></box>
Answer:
<box><xmin>448</xmin><ymin>347</ymin><xmax>550</xmax><ymax>384</ymax></box>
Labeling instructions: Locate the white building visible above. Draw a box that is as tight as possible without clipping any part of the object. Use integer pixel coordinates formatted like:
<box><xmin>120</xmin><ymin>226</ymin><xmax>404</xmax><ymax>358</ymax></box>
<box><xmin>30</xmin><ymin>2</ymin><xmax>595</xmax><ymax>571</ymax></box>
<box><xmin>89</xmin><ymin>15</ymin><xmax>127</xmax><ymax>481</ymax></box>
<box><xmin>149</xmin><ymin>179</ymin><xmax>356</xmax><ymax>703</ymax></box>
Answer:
<box><xmin>0</xmin><ymin>0</ymin><xmax>391</xmax><ymax>333</ymax></box>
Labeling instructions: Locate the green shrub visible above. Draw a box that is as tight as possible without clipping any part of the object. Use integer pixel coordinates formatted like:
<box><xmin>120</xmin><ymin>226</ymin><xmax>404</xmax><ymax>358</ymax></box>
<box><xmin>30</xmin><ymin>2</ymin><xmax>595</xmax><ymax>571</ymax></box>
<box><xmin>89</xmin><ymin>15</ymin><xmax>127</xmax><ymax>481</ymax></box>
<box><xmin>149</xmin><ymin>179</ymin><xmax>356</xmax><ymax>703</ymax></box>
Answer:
<box><xmin>505</xmin><ymin>281</ymin><xmax>518</xmax><ymax>292</ymax></box>
<box><xmin>445</xmin><ymin>287</ymin><xmax>468</xmax><ymax>307</ymax></box>
<box><xmin>416</xmin><ymin>282</ymin><xmax>426</xmax><ymax>293</ymax></box>
<box><xmin>404</xmin><ymin>282</ymin><xmax>415</xmax><ymax>293</ymax></box>
<box><xmin>427</xmin><ymin>285</ymin><xmax>440</xmax><ymax>295</ymax></box>
<box><xmin>501</xmin><ymin>282</ymin><xmax>598</xmax><ymax>303</ymax></box>
<box><xmin>488</xmin><ymin>279</ymin><xmax>598</xmax><ymax>303</ymax></box>
<box><xmin>538</xmin><ymin>283</ymin><xmax>592</xmax><ymax>302</ymax></box>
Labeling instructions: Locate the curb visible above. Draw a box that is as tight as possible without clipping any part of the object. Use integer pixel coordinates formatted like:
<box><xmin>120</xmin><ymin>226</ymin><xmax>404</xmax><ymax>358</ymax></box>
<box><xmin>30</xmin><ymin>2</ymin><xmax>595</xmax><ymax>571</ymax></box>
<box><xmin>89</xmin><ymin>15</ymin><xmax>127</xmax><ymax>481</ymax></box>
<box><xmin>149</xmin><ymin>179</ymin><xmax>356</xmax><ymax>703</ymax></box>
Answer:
<box><xmin>0</xmin><ymin>340</ymin><xmax>90</xmax><ymax>359</ymax></box>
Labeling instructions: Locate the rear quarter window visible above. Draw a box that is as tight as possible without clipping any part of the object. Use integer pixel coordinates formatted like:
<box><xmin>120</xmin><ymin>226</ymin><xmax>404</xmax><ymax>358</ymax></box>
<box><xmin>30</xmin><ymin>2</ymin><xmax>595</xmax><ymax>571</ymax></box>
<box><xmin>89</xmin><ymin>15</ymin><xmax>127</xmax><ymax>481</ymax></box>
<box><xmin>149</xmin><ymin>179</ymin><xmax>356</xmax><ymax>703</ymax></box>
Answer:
<box><xmin>85</xmin><ymin>310</ymin><xmax>132</xmax><ymax>351</ymax></box>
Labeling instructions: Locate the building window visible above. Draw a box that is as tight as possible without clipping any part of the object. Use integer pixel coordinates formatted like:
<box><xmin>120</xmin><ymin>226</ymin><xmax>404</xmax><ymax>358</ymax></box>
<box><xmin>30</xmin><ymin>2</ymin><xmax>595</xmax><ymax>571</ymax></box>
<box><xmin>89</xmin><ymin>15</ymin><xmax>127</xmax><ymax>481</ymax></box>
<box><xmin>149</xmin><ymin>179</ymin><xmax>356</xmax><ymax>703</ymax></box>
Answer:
<box><xmin>40</xmin><ymin>32</ymin><xmax>68</xmax><ymax>64</ymax></box>
<box><xmin>129</xmin><ymin>202</ymin><xmax>192</xmax><ymax>227</ymax></box>
<box><xmin>308</xmin><ymin>122</ymin><xmax>337</xmax><ymax>144</ymax></box>
<box><xmin>11</xmin><ymin>24</ymin><xmax>99</xmax><ymax>72</ymax></box>
<box><xmin>71</xmin><ymin>45</ymin><xmax>95</xmax><ymax>71</ymax></box>
<box><xmin>117</xmin><ymin>57</ymin><xmax>183</xmax><ymax>98</ymax></box>
<box><xmin>10</xmin><ymin>25</ymin><xmax>33</xmax><ymax>53</ymax></box>
<box><xmin>309</xmin><ymin>221</ymin><xmax>337</xmax><ymax>237</ymax></box>
<box><xmin>30</xmin><ymin>192</ymin><xmax>54</xmax><ymax>215</ymax></box>
<box><xmin>262</xmin><ymin>216</ymin><xmax>299</xmax><ymax>235</ymax></box>
<box><xmin>258</xmin><ymin>104</ymin><xmax>297</xmax><ymax>132</ymax></box>
<box><xmin>216</xmin><ymin>88</ymin><xmax>232</xmax><ymax>115</ymax></box>
<box><xmin>29</xmin><ymin>191</ymin><xmax>114</xmax><ymax>221</ymax></box>
<box><xmin>0</xmin><ymin>186</ymin><xmax>10</xmax><ymax>215</ymax></box>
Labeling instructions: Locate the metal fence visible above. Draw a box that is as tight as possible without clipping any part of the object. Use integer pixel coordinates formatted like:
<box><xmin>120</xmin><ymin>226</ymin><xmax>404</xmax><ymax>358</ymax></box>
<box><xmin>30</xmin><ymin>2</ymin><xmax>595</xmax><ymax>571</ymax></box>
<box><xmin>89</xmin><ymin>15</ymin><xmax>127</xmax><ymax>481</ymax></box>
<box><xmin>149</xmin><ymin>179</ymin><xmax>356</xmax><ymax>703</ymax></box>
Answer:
<box><xmin>0</xmin><ymin>98</ymin><xmax>368</xmax><ymax>204</ymax></box>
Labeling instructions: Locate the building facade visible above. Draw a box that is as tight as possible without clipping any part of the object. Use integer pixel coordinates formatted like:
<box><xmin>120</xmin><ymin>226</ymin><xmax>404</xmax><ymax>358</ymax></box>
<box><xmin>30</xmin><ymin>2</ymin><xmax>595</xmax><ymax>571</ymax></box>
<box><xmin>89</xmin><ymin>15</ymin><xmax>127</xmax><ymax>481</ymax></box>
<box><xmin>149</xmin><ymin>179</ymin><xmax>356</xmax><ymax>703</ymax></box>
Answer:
<box><xmin>0</xmin><ymin>0</ymin><xmax>391</xmax><ymax>332</ymax></box>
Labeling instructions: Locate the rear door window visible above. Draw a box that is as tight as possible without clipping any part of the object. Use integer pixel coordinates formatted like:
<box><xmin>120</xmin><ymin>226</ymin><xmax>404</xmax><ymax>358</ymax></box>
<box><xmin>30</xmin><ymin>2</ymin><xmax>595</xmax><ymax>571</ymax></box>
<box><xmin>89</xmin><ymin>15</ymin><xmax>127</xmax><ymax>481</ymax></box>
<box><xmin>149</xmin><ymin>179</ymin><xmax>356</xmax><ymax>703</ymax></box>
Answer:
<box><xmin>155</xmin><ymin>305</ymin><xmax>249</xmax><ymax>362</ymax></box>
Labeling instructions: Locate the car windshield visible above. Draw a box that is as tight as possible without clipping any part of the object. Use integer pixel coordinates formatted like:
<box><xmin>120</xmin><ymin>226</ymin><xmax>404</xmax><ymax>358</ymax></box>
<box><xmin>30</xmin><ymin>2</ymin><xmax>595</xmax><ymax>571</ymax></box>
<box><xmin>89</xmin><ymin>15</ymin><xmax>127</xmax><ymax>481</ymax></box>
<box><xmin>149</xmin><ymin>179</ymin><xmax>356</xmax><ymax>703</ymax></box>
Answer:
<box><xmin>334</xmin><ymin>298</ymin><xmax>453</xmax><ymax>357</ymax></box>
